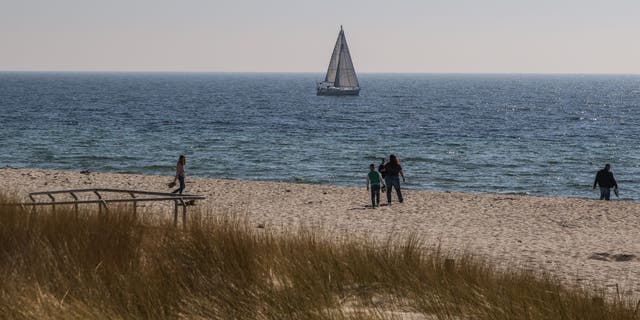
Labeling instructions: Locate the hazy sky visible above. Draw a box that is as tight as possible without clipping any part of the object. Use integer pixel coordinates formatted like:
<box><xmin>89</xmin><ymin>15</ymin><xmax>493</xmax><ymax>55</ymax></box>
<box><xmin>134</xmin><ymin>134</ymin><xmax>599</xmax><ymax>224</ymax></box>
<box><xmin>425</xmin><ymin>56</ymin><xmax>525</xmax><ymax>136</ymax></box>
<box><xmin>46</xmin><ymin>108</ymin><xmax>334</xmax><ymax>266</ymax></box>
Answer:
<box><xmin>1</xmin><ymin>0</ymin><xmax>639</xmax><ymax>73</ymax></box>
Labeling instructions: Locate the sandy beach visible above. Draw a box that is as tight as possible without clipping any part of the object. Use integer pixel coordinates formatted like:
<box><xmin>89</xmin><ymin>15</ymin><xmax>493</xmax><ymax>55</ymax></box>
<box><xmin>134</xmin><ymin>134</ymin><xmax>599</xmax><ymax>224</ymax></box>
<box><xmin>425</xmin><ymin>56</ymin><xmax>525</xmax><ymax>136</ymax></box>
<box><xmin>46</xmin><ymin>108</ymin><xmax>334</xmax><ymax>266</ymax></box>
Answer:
<box><xmin>2</xmin><ymin>167</ymin><xmax>640</xmax><ymax>299</ymax></box>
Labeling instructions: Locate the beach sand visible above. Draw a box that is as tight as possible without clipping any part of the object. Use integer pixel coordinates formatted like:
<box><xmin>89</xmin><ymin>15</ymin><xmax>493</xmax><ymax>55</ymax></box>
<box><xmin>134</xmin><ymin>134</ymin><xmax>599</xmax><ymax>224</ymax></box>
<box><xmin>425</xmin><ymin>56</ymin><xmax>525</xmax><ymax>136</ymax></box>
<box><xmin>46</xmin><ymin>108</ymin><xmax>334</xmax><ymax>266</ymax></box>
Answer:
<box><xmin>2</xmin><ymin>167</ymin><xmax>640</xmax><ymax>299</ymax></box>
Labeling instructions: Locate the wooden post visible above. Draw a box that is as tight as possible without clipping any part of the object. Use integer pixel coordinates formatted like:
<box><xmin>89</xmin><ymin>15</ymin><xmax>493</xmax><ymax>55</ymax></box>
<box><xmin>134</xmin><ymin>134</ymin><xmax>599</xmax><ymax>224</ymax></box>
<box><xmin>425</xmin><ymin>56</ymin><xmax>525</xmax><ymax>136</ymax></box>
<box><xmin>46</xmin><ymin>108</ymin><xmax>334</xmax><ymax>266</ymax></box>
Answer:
<box><xmin>47</xmin><ymin>194</ymin><xmax>56</xmax><ymax>212</ymax></box>
<box><xmin>94</xmin><ymin>191</ymin><xmax>102</xmax><ymax>214</ymax></box>
<box><xmin>29</xmin><ymin>194</ymin><xmax>36</xmax><ymax>214</ymax></box>
<box><xmin>69</xmin><ymin>192</ymin><xmax>79</xmax><ymax>215</ymax></box>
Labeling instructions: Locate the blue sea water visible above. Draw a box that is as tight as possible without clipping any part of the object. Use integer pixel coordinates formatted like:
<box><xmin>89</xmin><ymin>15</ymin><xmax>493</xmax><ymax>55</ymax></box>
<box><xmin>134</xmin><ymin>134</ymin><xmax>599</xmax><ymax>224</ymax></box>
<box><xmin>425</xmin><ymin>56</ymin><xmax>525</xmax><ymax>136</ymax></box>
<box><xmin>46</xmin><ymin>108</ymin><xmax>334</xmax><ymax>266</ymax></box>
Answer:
<box><xmin>1</xmin><ymin>72</ymin><xmax>640</xmax><ymax>200</ymax></box>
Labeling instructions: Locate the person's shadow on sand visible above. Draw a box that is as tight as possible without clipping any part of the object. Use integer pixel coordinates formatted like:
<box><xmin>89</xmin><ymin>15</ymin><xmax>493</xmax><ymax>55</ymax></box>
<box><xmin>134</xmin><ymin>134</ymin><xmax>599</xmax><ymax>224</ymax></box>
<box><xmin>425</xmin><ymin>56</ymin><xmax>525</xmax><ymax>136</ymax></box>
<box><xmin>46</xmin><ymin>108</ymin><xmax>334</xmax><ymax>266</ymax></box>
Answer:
<box><xmin>350</xmin><ymin>204</ymin><xmax>390</xmax><ymax>210</ymax></box>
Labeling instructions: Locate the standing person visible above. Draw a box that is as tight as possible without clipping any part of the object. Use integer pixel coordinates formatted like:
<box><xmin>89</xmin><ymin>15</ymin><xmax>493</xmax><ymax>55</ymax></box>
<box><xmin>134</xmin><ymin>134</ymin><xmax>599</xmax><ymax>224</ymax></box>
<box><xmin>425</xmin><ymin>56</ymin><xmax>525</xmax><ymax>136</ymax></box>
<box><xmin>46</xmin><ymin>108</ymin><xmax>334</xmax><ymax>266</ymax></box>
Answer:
<box><xmin>384</xmin><ymin>154</ymin><xmax>405</xmax><ymax>205</ymax></box>
<box><xmin>593</xmin><ymin>163</ymin><xmax>618</xmax><ymax>201</ymax></box>
<box><xmin>171</xmin><ymin>155</ymin><xmax>186</xmax><ymax>194</ymax></box>
<box><xmin>366</xmin><ymin>164</ymin><xmax>385</xmax><ymax>208</ymax></box>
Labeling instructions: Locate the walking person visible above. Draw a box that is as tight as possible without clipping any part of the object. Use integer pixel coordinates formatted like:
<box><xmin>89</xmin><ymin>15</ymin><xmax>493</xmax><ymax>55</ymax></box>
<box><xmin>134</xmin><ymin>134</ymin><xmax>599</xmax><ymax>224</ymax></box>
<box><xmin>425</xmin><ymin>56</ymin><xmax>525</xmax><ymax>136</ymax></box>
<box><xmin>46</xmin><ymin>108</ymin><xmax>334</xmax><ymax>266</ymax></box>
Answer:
<box><xmin>366</xmin><ymin>164</ymin><xmax>385</xmax><ymax>208</ymax></box>
<box><xmin>593</xmin><ymin>163</ymin><xmax>618</xmax><ymax>201</ymax></box>
<box><xmin>384</xmin><ymin>154</ymin><xmax>405</xmax><ymax>205</ymax></box>
<box><xmin>171</xmin><ymin>155</ymin><xmax>187</xmax><ymax>194</ymax></box>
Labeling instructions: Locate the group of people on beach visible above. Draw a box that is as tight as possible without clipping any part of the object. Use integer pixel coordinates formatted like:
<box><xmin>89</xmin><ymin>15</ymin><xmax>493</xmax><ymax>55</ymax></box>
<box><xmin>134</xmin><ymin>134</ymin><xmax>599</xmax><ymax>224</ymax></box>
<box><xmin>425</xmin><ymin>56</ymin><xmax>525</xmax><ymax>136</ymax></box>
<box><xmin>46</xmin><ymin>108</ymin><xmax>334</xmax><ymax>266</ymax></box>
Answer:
<box><xmin>366</xmin><ymin>154</ymin><xmax>405</xmax><ymax>208</ymax></box>
<box><xmin>168</xmin><ymin>153</ymin><xmax>407</xmax><ymax>208</ymax></box>
<box><xmin>168</xmin><ymin>154</ymin><xmax>619</xmax><ymax>204</ymax></box>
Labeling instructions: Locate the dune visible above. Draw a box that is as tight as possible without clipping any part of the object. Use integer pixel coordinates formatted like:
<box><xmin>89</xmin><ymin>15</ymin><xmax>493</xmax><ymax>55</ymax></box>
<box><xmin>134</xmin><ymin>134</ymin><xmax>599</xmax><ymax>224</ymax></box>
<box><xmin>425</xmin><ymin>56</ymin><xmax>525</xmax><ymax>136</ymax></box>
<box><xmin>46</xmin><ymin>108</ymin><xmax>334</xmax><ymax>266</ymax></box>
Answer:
<box><xmin>2</xmin><ymin>167</ymin><xmax>639</xmax><ymax>299</ymax></box>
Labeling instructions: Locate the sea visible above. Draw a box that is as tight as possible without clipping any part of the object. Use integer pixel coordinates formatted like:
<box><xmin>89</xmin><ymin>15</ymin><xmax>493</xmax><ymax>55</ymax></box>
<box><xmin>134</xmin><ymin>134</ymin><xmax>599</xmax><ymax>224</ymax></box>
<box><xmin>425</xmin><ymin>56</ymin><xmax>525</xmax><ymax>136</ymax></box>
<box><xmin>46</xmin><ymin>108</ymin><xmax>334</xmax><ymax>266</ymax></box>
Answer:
<box><xmin>1</xmin><ymin>72</ymin><xmax>639</xmax><ymax>200</ymax></box>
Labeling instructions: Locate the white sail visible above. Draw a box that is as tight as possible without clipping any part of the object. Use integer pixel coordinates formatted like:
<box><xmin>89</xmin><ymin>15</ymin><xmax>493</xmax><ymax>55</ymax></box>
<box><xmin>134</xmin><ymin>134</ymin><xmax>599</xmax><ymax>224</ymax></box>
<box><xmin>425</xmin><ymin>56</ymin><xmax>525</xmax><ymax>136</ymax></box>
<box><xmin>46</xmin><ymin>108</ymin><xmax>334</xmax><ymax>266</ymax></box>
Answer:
<box><xmin>324</xmin><ymin>31</ymin><xmax>342</xmax><ymax>83</ymax></box>
<box><xmin>333</xmin><ymin>29</ymin><xmax>359</xmax><ymax>88</ymax></box>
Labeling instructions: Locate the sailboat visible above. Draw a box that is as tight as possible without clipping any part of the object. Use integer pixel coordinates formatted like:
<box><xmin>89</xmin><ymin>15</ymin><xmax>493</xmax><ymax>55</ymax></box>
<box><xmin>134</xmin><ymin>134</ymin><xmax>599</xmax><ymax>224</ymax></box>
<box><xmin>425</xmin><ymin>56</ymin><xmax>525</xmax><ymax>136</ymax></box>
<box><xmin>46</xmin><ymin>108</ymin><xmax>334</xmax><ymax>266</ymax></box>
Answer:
<box><xmin>317</xmin><ymin>26</ymin><xmax>360</xmax><ymax>96</ymax></box>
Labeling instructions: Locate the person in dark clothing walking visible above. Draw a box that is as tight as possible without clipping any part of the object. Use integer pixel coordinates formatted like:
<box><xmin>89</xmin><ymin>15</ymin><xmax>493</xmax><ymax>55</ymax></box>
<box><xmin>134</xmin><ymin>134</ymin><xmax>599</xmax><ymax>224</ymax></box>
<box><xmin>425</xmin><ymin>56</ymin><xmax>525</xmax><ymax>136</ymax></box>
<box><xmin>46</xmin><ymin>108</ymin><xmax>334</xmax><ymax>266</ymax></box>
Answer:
<box><xmin>593</xmin><ymin>163</ymin><xmax>618</xmax><ymax>201</ymax></box>
<box><xmin>171</xmin><ymin>155</ymin><xmax>187</xmax><ymax>194</ymax></box>
<box><xmin>384</xmin><ymin>154</ymin><xmax>405</xmax><ymax>205</ymax></box>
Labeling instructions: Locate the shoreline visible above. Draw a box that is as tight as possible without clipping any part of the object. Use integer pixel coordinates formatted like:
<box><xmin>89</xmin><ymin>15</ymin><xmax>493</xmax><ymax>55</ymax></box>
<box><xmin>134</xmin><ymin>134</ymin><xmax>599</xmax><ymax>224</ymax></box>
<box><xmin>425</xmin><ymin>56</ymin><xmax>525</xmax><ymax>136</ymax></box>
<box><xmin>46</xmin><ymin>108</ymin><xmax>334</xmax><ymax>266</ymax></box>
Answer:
<box><xmin>2</xmin><ymin>167</ymin><xmax>640</xmax><ymax>298</ymax></box>
<box><xmin>1</xmin><ymin>165</ymin><xmax>615</xmax><ymax>203</ymax></box>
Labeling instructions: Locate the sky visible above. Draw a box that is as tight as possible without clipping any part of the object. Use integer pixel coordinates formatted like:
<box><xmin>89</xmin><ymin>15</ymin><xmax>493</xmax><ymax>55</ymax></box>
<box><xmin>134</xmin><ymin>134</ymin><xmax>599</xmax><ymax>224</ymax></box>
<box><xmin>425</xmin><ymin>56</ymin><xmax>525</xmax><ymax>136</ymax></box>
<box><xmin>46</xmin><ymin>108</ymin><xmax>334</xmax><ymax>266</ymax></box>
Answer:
<box><xmin>1</xmin><ymin>0</ymin><xmax>639</xmax><ymax>73</ymax></box>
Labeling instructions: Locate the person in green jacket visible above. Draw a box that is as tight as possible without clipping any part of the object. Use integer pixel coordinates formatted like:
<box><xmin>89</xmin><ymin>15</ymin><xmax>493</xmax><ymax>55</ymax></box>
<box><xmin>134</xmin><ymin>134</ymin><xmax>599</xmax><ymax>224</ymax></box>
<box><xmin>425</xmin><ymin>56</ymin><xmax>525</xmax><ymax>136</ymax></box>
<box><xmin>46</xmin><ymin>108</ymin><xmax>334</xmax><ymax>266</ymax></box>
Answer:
<box><xmin>366</xmin><ymin>164</ymin><xmax>385</xmax><ymax>208</ymax></box>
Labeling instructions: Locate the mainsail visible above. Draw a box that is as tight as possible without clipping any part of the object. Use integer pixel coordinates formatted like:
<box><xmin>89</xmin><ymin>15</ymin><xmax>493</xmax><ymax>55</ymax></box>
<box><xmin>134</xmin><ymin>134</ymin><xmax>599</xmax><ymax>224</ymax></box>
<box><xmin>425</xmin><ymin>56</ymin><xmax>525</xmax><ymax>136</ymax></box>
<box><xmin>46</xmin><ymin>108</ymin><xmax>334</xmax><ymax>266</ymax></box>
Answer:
<box><xmin>324</xmin><ymin>26</ymin><xmax>359</xmax><ymax>88</ymax></box>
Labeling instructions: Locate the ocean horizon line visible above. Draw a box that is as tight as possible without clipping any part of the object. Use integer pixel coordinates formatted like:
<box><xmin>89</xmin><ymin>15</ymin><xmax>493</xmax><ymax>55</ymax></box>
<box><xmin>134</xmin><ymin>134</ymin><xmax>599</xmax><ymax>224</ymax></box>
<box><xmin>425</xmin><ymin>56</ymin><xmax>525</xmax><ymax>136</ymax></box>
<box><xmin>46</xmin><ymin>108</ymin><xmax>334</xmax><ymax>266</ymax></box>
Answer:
<box><xmin>2</xmin><ymin>70</ymin><xmax>640</xmax><ymax>76</ymax></box>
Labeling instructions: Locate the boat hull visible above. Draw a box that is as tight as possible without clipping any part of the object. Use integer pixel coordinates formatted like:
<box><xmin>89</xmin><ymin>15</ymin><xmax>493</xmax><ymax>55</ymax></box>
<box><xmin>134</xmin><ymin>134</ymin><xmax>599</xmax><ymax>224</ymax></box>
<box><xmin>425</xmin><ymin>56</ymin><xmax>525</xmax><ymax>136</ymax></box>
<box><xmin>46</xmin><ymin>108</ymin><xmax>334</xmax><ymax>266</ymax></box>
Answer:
<box><xmin>316</xmin><ymin>87</ymin><xmax>360</xmax><ymax>96</ymax></box>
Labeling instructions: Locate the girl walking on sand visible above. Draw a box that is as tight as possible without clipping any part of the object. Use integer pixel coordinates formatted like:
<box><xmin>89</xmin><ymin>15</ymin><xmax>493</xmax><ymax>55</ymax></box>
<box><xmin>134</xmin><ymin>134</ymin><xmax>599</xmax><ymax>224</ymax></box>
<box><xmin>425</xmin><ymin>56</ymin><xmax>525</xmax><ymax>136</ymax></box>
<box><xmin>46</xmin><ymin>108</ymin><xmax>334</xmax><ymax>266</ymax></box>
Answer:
<box><xmin>171</xmin><ymin>155</ymin><xmax>186</xmax><ymax>194</ymax></box>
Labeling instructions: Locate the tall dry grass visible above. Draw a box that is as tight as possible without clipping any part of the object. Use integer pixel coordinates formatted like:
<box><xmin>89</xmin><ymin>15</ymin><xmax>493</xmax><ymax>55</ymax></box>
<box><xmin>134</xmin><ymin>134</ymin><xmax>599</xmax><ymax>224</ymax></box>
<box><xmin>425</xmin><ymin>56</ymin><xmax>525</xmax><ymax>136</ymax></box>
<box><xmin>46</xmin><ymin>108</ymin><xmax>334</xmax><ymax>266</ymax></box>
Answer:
<box><xmin>1</xmin><ymin>194</ymin><xmax>638</xmax><ymax>319</ymax></box>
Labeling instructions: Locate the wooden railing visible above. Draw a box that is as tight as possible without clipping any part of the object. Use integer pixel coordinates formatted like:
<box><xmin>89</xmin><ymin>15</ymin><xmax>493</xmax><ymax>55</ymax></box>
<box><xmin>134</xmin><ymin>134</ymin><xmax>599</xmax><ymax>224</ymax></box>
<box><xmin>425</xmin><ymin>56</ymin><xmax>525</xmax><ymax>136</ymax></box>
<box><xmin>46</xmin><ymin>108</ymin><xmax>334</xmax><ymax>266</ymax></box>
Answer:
<box><xmin>13</xmin><ymin>188</ymin><xmax>206</xmax><ymax>227</ymax></box>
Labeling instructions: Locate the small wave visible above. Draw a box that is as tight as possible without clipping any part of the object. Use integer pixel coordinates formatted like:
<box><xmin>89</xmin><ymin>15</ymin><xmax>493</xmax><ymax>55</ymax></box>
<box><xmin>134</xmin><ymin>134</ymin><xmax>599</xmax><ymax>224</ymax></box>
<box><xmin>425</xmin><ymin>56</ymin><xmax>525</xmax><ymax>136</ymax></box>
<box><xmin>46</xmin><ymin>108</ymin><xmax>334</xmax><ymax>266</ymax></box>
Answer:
<box><xmin>132</xmin><ymin>165</ymin><xmax>174</xmax><ymax>171</ymax></box>
<box><xmin>400</xmin><ymin>156</ymin><xmax>437</xmax><ymax>163</ymax></box>
<box><xmin>431</xmin><ymin>177</ymin><xmax>464</xmax><ymax>183</ymax></box>
<box><xmin>499</xmin><ymin>191</ymin><xmax>530</xmax><ymax>196</ymax></box>
<box><xmin>568</xmin><ymin>116</ymin><xmax>599</xmax><ymax>121</ymax></box>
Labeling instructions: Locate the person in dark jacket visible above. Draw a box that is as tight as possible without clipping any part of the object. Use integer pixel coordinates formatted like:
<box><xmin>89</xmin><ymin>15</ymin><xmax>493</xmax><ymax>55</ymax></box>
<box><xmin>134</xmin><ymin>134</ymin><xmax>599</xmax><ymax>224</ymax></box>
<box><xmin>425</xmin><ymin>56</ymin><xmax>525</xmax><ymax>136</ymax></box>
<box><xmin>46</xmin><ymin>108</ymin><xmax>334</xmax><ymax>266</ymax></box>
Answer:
<box><xmin>384</xmin><ymin>154</ymin><xmax>405</xmax><ymax>204</ymax></box>
<box><xmin>593</xmin><ymin>163</ymin><xmax>618</xmax><ymax>201</ymax></box>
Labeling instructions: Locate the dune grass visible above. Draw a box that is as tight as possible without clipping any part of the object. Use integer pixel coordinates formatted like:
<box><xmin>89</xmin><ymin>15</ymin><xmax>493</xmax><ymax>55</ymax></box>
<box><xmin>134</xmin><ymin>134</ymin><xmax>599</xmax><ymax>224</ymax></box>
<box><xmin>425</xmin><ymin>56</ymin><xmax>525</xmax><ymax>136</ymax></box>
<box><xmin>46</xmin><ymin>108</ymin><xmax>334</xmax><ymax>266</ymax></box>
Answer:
<box><xmin>0</xmin><ymin>195</ymin><xmax>638</xmax><ymax>319</ymax></box>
